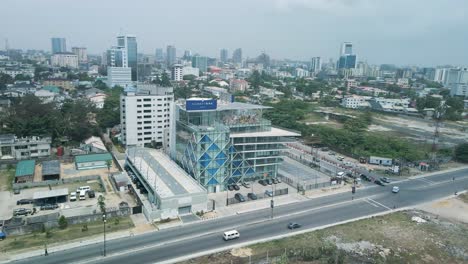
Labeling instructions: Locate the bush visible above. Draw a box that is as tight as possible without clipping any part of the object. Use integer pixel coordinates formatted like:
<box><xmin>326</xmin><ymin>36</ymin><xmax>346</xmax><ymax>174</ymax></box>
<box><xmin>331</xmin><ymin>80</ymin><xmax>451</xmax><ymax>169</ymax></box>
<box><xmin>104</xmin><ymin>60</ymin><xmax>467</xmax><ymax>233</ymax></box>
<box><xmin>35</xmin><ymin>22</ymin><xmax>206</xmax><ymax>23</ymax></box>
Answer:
<box><xmin>45</xmin><ymin>230</ymin><xmax>52</xmax><ymax>238</ymax></box>
<box><xmin>114</xmin><ymin>218</ymin><xmax>120</xmax><ymax>225</ymax></box>
<box><xmin>58</xmin><ymin>215</ymin><xmax>68</xmax><ymax>229</ymax></box>
<box><xmin>454</xmin><ymin>143</ymin><xmax>468</xmax><ymax>163</ymax></box>
<box><xmin>82</xmin><ymin>224</ymin><xmax>88</xmax><ymax>232</ymax></box>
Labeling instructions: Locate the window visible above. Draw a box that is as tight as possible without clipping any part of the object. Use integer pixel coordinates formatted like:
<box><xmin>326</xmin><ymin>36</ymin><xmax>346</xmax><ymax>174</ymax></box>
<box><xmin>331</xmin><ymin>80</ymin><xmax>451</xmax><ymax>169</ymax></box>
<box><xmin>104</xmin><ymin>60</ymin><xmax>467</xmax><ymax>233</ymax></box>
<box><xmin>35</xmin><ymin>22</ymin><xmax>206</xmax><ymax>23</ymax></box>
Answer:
<box><xmin>143</xmin><ymin>98</ymin><xmax>151</xmax><ymax>102</ymax></box>
<box><xmin>137</xmin><ymin>99</ymin><xmax>141</xmax><ymax>102</ymax></box>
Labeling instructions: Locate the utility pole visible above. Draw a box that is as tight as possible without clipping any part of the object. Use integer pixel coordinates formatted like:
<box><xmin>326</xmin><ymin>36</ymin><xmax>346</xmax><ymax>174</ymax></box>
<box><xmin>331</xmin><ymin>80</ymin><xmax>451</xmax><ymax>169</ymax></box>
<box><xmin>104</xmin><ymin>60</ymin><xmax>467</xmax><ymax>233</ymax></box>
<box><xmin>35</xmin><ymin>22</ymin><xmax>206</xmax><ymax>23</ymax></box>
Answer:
<box><xmin>103</xmin><ymin>214</ymin><xmax>107</xmax><ymax>257</ymax></box>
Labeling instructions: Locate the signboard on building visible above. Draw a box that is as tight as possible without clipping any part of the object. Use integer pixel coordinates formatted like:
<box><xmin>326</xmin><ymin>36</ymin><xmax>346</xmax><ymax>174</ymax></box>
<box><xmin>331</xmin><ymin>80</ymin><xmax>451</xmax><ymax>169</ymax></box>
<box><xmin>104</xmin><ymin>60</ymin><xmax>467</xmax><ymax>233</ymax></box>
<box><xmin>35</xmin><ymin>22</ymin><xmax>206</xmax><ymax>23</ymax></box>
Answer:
<box><xmin>186</xmin><ymin>99</ymin><xmax>217</xmax><ymax>111</ymax></box>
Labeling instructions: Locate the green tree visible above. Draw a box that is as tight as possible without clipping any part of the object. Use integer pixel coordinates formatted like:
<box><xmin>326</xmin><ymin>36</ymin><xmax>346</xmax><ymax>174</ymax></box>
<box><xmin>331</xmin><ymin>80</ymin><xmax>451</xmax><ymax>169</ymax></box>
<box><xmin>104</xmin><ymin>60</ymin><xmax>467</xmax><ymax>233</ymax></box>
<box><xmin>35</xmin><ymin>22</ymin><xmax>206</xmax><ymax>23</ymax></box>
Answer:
<box><xmin>0</xmin><ymin>73</ymin><xmax>14</xmax><ymax>90</ymax></box>
<box><xmin>58</xmin><ymin>215</ymin><xmax>68</xmax><ymax>229</ymax></box>
<box><xmin>454</xmin><ymin>143</ymin><xmax>468</xmax><ymax>163</ymax></box>
<box><xmin>97</xmin><ymin>195</ymin><xmax>106</xmax><ymax>214</ymax></box>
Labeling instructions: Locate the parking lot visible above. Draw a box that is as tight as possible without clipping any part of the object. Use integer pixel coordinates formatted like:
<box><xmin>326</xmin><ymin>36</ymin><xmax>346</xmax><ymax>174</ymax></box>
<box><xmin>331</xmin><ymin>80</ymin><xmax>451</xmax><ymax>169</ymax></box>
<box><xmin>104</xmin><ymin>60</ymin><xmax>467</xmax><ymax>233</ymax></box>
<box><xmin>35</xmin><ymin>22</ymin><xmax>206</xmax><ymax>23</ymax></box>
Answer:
<box><xmin>279</xmin><ymin>156</ymin><xmax>331</xmax><ymax>185</ymax></box>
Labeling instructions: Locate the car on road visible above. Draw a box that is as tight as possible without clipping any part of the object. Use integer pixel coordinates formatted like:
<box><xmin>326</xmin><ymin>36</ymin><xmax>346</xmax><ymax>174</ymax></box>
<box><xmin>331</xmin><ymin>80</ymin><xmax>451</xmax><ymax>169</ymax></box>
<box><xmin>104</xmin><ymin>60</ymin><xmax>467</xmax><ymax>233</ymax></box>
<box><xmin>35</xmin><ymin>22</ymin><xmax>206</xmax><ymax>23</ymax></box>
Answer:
<box><xmin>337</xmin><ymin>156</ymin><xmax>344</xmax><ymax>161</ymax></box>
<box><xmin>16</xmin><ymin>199</ymin><xmax>34</xmax><ymax>205</ymax></box>
<box><xmin>381</xmin><ymin>177</ymin><xmax>391</xmax><ymax>183</ymax></box>
<box><xmin>264</xmin><ymin>190</ymin><xmax>273</xmax><ymax>197</ymax></box>
<box><xmin>227</xmin><ymin>185</ymin><xmax>234</xmax><ymax>191</ymax></box>
<box><xmin>360</xmin><ymin>174</ymin><xmax>371</xmax><ymax>182</ymax></box>
<box><xmin>337</xmin><ymin>171</ymin><xmax>345</xmax><ymax>178</ymax></box>
<box><xmin>40</xmin><ymin>204</ymin><xmax>59</xmax><ymax>210</ymax></box>
<box><xmin>392</xmin><ymin>186</ymin><xmax>400</xmax><ymax>193</ymax></box>
<box><xmin>13</xmin><ymin>208</ymin><xmax>32</xmax><ymax>216</ymax></box>
<box><xmin>234</xmin><ymin>193</ymin><xmax>245</xmax><ymax>202</ymax></box>
<box><xmin>242</xmin><ymin>182</ymin><xmax>250</xmax><ymax>188</ymax></box>
<box><xmin>233</xmin><ymin>184</ymin><xmax>240</xmax><ymax>191</ymax></box>
<box><xmin>259</xmin><ymin>180</ymin><xmax>268</xmax><ymax>186</ymax></box>
<box><xmin>328</xmin><ymin>151</ymin><xmax>336</xmax><ymax>156</ymax></box>
<box><xmin>247</xmin><ymin>193</ymin><xmax>257</xmax><ymax>200</ymax></box>
<box><xmin>223</xmin><ymin>230</ymin><xmax>240</xmax><ymax>241</ymax></box>
<box><xmin>88</xmin><ymin>190</ymin><xmax>95</xmax><ymax>198</ymax></box>
<box><xmin>374</xmin><ymin>180</ymin><xmax>385</xmax><ymax>186</ymax></box>
<box><xmin>288</xmin><ymin>222</ymin><xmax>301</xmax><ymax>229</ymax></box>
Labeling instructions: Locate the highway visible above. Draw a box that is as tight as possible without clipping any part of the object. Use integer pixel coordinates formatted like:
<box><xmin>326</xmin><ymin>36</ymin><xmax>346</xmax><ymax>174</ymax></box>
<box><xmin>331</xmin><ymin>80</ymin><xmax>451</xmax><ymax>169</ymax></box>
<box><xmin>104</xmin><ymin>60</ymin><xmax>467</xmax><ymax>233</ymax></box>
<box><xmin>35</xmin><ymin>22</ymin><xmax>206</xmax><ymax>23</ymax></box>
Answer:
<box><xmin>10</xmin><ymin>168</ymin><xmax>468</xmax><ymax>264</ymax></box>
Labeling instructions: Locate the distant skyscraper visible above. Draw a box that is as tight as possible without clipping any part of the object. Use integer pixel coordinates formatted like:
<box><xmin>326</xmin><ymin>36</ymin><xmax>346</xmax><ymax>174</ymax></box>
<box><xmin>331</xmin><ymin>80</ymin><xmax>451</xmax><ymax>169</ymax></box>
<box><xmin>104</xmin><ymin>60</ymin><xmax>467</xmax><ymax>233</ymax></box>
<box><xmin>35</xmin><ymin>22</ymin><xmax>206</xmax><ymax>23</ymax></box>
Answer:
<box><xmin>341</xmin><ymin>42</ymin><xmax>353</xmax><ymax>55</ymax></box>
<box><xmin>5</xmin><ymin>38</ymin><xmax>9</xmax><ymax>51</ymax></box>
<box><xmin>338</xmin><ymin>42</ymin><xmax>357</xmax><ymax>69</ymax></box>
<box><xmin>183</xmin><ymin>50</ymin><xmax>192</xmax><ymax>60</ymax></box>
<box><xmin>192</xmin><ymin>55</ymin><xmax>208</xmax><ymax>72</ymax></box>
<box><xmin>72</xmin><ymin>47</ymin><xmax>87</xmax><ymax>63</ymax></box>
<box><xmin>232</xmin><ymin>48</ymin><xmax>242</xmax><ymax>64</ymax></box>
<box><xmin>311</xmin><ymin>57</ymin><xmax>322</xmax><ymax>73</ymax></box>
<box><xmin>106</xmin><ymin>46</ymin><xmax>127</xmax><ymax>67</ymax></box>
<box><xmin>220</xmin><ymin>49</ymin><xmax>228</xmax><ymax>63</ymax></box>
<box><xmin>51</xmin><ymin>38</ymin><xmax>66</xmax><ymax>54</ymax></box>
<box><xmin>155</xmin><ymin>48</ymin><xmax>164</xmax><ymax>63</ymax></box>
<box><xmin>117</xmin><ymin>35</ymin><xmax>138</xmax><ymax>81</ymax></box>
<box><xmin>166</xmin><ymin>45</ymin><xmax>176</xmax><ymax>67</ymax></box>
<box><xmin>171</xmin><ymin>64</ymin><xmax>183</xmax><ymax>81</ymax></box>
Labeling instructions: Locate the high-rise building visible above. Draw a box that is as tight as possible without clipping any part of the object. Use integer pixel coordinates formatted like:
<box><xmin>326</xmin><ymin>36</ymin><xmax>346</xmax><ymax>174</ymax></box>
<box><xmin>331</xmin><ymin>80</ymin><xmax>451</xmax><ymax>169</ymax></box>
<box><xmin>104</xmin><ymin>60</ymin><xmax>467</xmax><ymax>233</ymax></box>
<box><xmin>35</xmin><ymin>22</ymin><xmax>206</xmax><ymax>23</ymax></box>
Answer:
<box><xmin>446</xmin><ymin>68</ymin><xmax>468</xmax><ymax>96</ymax></box>
<box><xmin>183</xmin><ymin>50</ymin><xmax>192</xmax><ymax>60</ymax></box>
<box><xmin>192</xmin><ymin>55</ymin><xmax>208</xmax><ymax>72</ymax></box>
<box><xmin>166</xmin><ymin>45</ymin><xmax>176</xmax><ymax>67</ymax></box>
<box><xmin>155</xmin><ymin>48</ymin><xmax>164</xmax><ymax>63</ymax></box>
<box><xmin>341</xmin><ymin>42</ymin><xmax>353</xmax><ymax>55</ymax></box>
<box><xmin>174</xmin><ymin>98</ymin><xmax>300</xmax><ymax>193</ymax></box>
<box><xmin>106</xmin><ymin>46</ymin><xmax>127</xmax><ymax>67</ymax></box>
<box><xmin>310</xmin><ymin>57</ymin><xmax>322</xmax><ymax>73</ymax></box>
<box><xmin>71</xmin><ymin>47</ymin><xmax>87</xmax><ymax>63</ymax></box>
<box><xmin>117</xmin><ymin>35</ymin><xmax>138</xmax><ymax>81</ymax></box>
<box><xmin>232</xmin><ymin>48</ymin><xmax>242</xmax><ymax>64</ymax></box>
<box><xmin>220</xmin><ymin>49</ymin><xmax>228</xmax><ymax>63</ymax></box>
<box><xmin>51</xmin><ymin>53</ymin><xmax>78</xmax><ymax>68</ymax></box>
<box><xmin>120</xmin><ymin>84</ymin><xmax>174</xmax><ymax>151</ymax></box>
<box><xmin>51</xmin><ymin>38</ymin><xmax>66</xmax><ymax>54</ymax></box>
<box><xmin>171</xmin><ymin>64</ymin><xmax>183</xmax><ymax>81</ymax></box>
<box><xmin>107</xmin><ymin>67</ymin><xmax>132</xmax><ymax>88</ymax></box>
<box><xmin>337</xmin><ymin>42</ymin><xmax>357</xmax><ymax>69</ymax></box>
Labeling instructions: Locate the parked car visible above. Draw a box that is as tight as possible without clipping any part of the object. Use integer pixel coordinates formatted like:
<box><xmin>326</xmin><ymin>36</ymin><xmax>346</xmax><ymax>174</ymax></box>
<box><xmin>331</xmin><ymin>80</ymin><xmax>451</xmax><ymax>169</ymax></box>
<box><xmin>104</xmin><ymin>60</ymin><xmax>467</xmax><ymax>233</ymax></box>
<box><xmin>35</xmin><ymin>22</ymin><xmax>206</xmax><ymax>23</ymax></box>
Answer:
<box><xmin>266</xmin><ymin>179</ymin><xmax>273</xmax><ymax>185</ymax></box>
<box><xmin>13</xmin><ymin>208</ymin><xmax>32</xmax><ymax>216</ymax></box>
<box><xmin>233</xmin><ymin>184</ymin><xmax>240</xmax><ymax>191</ymax></box>
<box><xmin>88</xmin><ymin>190</ymin><xmax>95</xmax><ymax>198</ymax></box>
<box><xmin>16</xmin><ymin>199</ymin><xmax>34</xmax><ymax>205</ymax></box>
<box><xmin>381</xmin><ymin>177</ymin><xmax>391</xmax><ymax>183</ymax></box>
<box><xmin>392</xmin><ymin>186</ymin><xmax>400</xmax><ymax>193</ymax></box>
<box><xmin>40</xmin><ymin>204</ymin><xmax>59</xmax><ymax>210</ymax></box>
<box><xmin>234</xmin><ymin>193</ymin><xmax>245</xmax><ymax>202</ymax></box>
<box><xmin>242</xmin><ymin>182</ymin><xmax>250</xmax><ymax>188</ymax></box>
<box><xmin>259</xmin><ymin>180</ymin><xmax>268</xmax><ymax>186</ymax></box>
<box><xmin>276</xmin><ymin>178</ymin><xmax>282</xmax><ymax>184</ymax></box>
<box><xmin>321</xmin><ymin>147</ymin><xmax>329</xmax><ymax>151</ymax></box>
<box><xmin>228</xmin><ymin>185</ymin><xmax>234</xmax><ymax>191</ymax></box>
<box><xmin>264</xmin><ymin>190</ymin><xmax>273</xmax><ymax>197</ymax></box>
<box><xmin>328</xmin><ymin>151</ymin><xmax>336</xmax><ymax>156</ymax></box>
<box><xmin>76</xmin><ymin>186</ymin><xmax>91</xmax><ymax>193</ymax></box>
<box><xmin>272</xmin><ymin>178</ymin><xmax>279</xmax><ymax>184</ymax></box>
<box><xmin>337</xmin><ymin>156</ymin><xmax>344</xmax><ymax>161</ymax></box>
<box><xmin>13</xmin><ymin>189</ymin><xmax>20</xmax><ymax>195</ymax></box>
<box><xmin>69</xmin><ymin>192</ymin><xmax>77</xmax><ymax>201</ymax></box>
<box><xmin>360</xmin><ymin>174</ymin><xmax>371</xmax><ymax>182</ymax></box>
<box><xmin>288</xmin><ymin>222</ymin><xmax>302</xmax><ymax>229</ymax></box>
<box><xmin>247</xmin><ymin>193</ymin><xmax>257</xmax><ymax>200</ymax></box>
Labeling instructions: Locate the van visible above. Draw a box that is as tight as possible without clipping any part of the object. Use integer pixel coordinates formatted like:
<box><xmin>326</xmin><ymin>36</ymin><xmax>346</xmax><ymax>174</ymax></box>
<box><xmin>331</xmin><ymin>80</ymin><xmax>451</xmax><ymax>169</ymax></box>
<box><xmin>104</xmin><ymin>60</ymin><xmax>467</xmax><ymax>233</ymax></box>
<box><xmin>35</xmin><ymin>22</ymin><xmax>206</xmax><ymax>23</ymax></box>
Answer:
<box><xmin>79</xmin><ymin>190</ymin><xmax>86</xmax><ymax>200</ymax></box>
<box><xmin>77</xmin><ymin>186</ymin><xmax>91</xmax><ymax>193</ymax></box>
<box><xmin>337</xmin><ymin>171</ymin><xmax>345</xmax><ymax>177</ymax></box>
<box><xmin>223</xmin><ymin>230</ymin><xmax>240</xmax><ymax>241</ymax></box>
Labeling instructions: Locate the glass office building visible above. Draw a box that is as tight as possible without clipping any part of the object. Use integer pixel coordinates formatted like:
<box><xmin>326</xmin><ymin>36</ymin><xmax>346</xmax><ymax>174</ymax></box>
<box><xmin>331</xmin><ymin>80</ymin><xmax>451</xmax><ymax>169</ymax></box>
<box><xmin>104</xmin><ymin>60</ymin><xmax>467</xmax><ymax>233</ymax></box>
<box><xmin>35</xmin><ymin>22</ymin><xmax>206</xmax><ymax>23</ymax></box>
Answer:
<box><xmin>175</xmin><ymin>98</ymin><xmax>299</xmax><ymax>193</ymax></box>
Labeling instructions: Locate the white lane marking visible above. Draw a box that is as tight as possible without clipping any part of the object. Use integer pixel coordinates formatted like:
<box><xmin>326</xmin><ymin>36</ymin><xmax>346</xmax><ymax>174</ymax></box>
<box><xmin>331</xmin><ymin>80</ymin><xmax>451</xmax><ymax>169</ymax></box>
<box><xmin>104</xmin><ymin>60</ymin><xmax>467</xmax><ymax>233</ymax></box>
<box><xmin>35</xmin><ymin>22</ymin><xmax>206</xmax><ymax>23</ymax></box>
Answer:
<box><xmin>367</xmin><ymin>198</ymin><xmax>393</xmax><ymax>211</ymax></box>
<box><xmin>364</xmin><ymin>199</ymin><xmax>380</xmax><ymax>208</ymax></box>
<box><xmin>415</xmin><ymin>178</ymin><xmax>435</xmax><ymax>184</ymax></box>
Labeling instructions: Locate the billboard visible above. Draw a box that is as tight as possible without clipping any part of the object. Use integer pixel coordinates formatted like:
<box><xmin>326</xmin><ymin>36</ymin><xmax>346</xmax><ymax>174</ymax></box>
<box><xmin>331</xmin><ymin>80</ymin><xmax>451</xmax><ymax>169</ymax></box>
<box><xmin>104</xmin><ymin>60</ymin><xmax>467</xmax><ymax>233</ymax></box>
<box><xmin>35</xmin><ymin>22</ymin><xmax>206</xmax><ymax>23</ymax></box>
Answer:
<box><xmin>186</xmin><ymin>99</ymin><xmax>217</xmax><ymax>111</ymax></box>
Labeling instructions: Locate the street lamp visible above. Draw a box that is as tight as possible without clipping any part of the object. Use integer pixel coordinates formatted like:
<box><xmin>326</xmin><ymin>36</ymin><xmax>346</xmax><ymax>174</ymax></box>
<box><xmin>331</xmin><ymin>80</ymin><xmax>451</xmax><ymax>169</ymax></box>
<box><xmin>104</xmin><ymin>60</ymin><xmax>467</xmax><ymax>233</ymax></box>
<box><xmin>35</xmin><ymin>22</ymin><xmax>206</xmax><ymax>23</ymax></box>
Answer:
<box><xmin>102</xmin><ymin>214</ymin><xmax>107</xmax><ymax>257</ymax></box>
<box><xmin>226</xmin><ymin>184</ymin><xmax>229</xmax><ymax>206</ymax></box>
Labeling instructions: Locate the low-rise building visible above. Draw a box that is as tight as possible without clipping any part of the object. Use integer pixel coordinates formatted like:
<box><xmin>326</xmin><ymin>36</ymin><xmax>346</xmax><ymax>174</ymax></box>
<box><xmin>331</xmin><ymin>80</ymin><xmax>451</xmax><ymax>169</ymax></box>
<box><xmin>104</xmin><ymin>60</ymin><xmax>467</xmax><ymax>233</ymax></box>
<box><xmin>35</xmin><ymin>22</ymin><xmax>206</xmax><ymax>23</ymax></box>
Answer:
<box><xmin>341</xmin><ymin>96</ymin><xmax>370</xmax><ymax>109</ymax></box>
<box><xmin>43</xmin><ymin>79</ymin><xmax>75</xmax><ymax>91</ymax></box>
<box><xmin>369</xmin><ymin>98</ymin><xmax>411</xmax><ymax>113</ymax></box>
<box><xmin>229</xmin><ymin>79</ymin><xmax>249</xmax><ymax>93</ymax></box>
<box><xmin>41</xmin><ymin>160</ymin><xmax>61</xmax><ymax>181</ymax></box>
<box><xmin>15</xmin><ymin>160</ymin><xmax>35</xmax><ymax>183</ymax></box>
<box><xmin>88</xmin><ymin>93</ymin><xmax>107</xmax><ymax>109</ymax></box>
<box><xmin>126</xmin><ymin>147</ymin><xmax>207</xmax><ymax>220</ymax></box>
<box><xmin>51</xmin><ymin>52</ymin><xmax>79</xmax><ymax>69</ymax></box>
<box><xmin>0</xmin><ymin>134</ymin><xmax>51</xmax><ymax>160</ymax></box>
<box><xmin>75</xmin><ymin>153</ymin><xmax>113</xmax><ymax>170</ymax></box>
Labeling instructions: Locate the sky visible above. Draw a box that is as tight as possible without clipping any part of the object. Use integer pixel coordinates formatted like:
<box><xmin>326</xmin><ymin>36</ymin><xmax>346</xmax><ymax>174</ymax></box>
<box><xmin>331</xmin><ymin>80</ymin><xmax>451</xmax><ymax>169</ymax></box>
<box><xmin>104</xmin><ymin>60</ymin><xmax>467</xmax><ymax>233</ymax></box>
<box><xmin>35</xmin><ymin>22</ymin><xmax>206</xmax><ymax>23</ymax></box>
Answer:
<box><xmin>1</xmin><ymin>0</ymin><xmax>467</xmax><ymax>66</ymax></box>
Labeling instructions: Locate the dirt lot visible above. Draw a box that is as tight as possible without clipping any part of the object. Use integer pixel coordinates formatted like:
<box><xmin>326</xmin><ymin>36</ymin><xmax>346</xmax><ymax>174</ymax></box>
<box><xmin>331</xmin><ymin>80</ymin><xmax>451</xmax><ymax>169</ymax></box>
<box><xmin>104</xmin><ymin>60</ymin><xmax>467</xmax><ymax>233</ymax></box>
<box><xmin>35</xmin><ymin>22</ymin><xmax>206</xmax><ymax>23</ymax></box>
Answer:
<box><xmin>180</xmin><ymin>197</ymin><xmax>468</xmax><ymax>264</ymax></box>
<box><xmin>0</xmin><ymin>168</ymin><xmax>15</xmax><ymax>191</ymax></box>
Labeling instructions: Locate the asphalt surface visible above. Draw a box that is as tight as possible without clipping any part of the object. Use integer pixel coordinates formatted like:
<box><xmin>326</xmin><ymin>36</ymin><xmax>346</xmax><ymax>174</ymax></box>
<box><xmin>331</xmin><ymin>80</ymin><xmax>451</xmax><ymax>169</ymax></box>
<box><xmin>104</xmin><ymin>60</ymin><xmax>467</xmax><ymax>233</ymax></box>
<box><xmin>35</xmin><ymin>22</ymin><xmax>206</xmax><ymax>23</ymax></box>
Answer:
<box><xmin>10</xmin><ymin>168</ymin><xmax>468</xmax><ymax>264</ymax></box>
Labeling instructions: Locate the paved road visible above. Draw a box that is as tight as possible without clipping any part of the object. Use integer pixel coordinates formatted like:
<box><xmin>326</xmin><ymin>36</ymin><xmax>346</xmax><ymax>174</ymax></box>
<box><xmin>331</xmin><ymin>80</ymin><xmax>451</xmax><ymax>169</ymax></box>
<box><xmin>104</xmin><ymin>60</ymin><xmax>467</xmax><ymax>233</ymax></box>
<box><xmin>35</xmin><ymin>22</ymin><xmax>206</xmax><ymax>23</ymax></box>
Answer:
<box><xmin>10</xmin><ymin>168</ymin><xmax>468</xmax><ymax>264</ymax></box>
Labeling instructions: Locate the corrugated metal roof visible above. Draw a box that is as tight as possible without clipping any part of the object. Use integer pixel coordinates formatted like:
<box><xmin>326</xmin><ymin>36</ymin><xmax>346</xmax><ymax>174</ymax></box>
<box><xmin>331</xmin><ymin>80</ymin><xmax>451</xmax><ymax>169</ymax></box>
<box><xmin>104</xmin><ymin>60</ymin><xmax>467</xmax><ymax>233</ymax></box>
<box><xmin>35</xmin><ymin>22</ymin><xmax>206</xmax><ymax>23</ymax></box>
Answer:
<box><xmin>75</xmin><ymin>153</ymin><xmax>112</xmax><ymax>163</ymax></box>
<box><xmin>15</xmin><ymin>160</ymin><xmax>36</xmax><ymax>177</ymax></box>
<box><xmin>42</xmin><ymin>160</ymin><xmax>61</xmax><ymax>176</ymax></box>
<box><xmin>33</xmin><ymin>188</ymin><xmax>68</xmax><ymax>200</ymax></box>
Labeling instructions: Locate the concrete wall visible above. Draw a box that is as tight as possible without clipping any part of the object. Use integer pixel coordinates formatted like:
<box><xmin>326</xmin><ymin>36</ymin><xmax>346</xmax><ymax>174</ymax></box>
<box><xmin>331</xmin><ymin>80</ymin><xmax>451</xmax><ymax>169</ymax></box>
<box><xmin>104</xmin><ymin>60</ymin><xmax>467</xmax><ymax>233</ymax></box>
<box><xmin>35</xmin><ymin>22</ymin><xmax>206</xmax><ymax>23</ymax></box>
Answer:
<box><xmin>13</xmin><ymin>175</ymin><xmax>104</xmax><ymax>190</ymax></box>
<box><xmin>76</xmin><ymin>160</ymin><xmax>107</xmax><ymax>170</ymax></box>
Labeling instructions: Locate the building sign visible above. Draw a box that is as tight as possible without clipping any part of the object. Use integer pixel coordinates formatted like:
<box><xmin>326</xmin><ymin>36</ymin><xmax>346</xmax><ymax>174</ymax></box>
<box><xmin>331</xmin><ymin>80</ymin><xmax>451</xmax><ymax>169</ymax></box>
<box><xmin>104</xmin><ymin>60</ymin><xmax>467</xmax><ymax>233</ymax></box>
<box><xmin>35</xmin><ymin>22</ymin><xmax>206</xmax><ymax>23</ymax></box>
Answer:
<box><xmin>186</xmin><ymin>99</ymin><xmax>217</xmax><ymax>111</ymax></box>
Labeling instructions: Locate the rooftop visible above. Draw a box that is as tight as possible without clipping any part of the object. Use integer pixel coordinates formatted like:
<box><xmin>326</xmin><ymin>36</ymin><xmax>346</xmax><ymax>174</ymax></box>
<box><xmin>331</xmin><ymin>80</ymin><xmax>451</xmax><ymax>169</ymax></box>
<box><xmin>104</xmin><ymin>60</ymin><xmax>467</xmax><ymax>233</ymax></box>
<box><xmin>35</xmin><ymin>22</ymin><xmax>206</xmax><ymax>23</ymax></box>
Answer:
<box><xmin>15</xmin><ymin>160</ymin><xmax>36</xmax><ymax>177</ymax></box>
<box><xmin>230</xmin><ymin>126</ymin><xmax>300</xmax><ymax>138</ymax></box>
<box><xmin>42</xmin><ymin>160</ymin><xmax>61</xmax><ymax>176</ymax></box>
<box><xmin>33</xmin><ymin>188</ymin><xmax>68</xmax><ymax>200</ymax></box>
<box><xmin>127</xmin><ymin>148</ymin><xmax>205</xmax><ymax>198</ymax></box>
<box><xmin>75</xmin><ymin>153</ymin><xmax>112</xmax><ymax>163</ymax></box>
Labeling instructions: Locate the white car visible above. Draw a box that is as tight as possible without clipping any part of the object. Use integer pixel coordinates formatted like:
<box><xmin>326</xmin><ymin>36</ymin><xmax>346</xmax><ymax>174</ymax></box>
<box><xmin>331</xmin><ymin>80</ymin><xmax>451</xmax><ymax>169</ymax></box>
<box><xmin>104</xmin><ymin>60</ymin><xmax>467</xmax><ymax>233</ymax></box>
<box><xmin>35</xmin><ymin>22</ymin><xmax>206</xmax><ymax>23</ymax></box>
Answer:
<box><xmin>392</xmin><ymin>186</ymin><xmax>400</xmax><ymax>193</ymax></box>
<box><xmin>76</xmin><ymin>186</ymin><xmax>91</xmax><ymax>193</ymax></box>
<box><xmin>70</xmin><ymin>192</ymin><xmax>77</xmax><ymax>201</ymax></box>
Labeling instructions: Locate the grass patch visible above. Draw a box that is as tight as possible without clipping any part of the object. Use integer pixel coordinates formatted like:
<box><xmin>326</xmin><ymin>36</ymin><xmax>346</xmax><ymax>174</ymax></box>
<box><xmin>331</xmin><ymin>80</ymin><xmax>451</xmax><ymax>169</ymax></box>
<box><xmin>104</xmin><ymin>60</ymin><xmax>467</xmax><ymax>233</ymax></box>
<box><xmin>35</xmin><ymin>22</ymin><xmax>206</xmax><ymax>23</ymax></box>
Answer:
<box><xmin>458</xmin><ymin>193</ymin><xmax>468</xmax><ymax>204</ymax></box>
<box><xmin>56</xmin><ymin>181</ymin><xmax>104</xmax><ymax>194</ymax></box>
<box><xmin>0</xmin><ymin>216</ymin><xmax>134</xmax><ymax>252</ymax></box>
<box><xmin>0</xmin><ymin>168</ymin><xmax>15</xmax><ymax>191</ymax></box>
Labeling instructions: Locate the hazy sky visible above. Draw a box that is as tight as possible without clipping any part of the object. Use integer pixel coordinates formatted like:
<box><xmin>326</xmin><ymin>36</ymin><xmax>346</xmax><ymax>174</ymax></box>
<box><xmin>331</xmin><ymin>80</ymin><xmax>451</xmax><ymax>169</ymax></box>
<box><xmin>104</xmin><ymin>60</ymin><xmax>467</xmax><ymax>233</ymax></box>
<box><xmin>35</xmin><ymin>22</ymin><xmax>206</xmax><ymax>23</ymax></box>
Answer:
<box><xmin>2</xmin><ymin>0</ymin><xmax>467</xmax><ymax>66</ymax></box>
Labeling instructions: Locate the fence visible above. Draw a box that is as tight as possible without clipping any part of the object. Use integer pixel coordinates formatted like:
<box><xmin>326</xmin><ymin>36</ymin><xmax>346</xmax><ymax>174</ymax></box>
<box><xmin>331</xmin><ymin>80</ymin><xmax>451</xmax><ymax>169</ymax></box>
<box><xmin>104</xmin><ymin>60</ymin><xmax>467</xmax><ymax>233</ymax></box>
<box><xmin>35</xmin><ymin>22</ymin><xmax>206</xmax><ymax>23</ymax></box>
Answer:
<box><xmin>226</xmin><ymin>188</ymin><xmax>289</xmax><ymax>206</ymax></box>
<box><xmin>12</xmin><ymin>175</ymin><xmax>104</xmax><ymax>191</ymax></box>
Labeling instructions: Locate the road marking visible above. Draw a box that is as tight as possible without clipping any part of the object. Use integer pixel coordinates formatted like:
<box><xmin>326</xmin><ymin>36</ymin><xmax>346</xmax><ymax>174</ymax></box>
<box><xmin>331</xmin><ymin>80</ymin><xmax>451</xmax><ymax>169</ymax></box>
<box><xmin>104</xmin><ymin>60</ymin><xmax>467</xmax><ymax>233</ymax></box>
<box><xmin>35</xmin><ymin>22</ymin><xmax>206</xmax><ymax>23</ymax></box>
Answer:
<box><xmin>416</xmin><ymin>178</ymin><xmax>435</xmax><ymax>184</ymax></box>
<box><xmin>366</xmin><ymin>198</ymin><xmax>393</xmax><ymax>211</ymax></box>
<box><xmin>364</xmin><ymin>199</ymin><xmax>380</xmax><ymax>208</ymax></box>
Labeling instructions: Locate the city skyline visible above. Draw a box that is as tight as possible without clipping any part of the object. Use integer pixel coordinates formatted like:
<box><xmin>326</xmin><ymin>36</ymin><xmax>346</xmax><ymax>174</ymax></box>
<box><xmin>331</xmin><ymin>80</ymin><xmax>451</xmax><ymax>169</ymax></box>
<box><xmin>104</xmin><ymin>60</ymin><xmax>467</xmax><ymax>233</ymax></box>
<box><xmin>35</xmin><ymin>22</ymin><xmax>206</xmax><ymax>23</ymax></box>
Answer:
<box><xmin>1</xmin><ymin>0</ymin><xmax>467</xmax><ymax>66</ymax></box>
